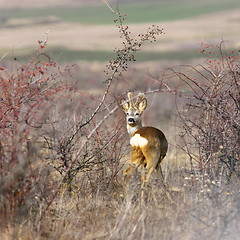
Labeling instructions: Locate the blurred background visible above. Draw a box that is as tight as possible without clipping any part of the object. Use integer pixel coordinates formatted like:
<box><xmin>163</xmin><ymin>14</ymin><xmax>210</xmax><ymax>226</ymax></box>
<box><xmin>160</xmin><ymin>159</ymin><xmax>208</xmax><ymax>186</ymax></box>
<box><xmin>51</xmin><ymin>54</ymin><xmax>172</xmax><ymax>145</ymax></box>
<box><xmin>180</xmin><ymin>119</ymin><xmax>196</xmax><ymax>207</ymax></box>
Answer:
<box><xmin>0</xmin><ymin>0</ymin><xmax>239</xmax><ymax>68</ymax></box>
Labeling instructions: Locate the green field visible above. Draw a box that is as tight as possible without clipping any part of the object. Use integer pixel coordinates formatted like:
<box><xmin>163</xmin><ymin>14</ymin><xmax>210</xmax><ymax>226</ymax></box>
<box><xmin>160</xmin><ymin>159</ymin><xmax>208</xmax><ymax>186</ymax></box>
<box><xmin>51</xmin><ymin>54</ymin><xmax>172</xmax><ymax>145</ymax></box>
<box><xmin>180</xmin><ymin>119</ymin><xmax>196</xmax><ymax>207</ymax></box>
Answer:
<box><xmin>12</xmin><ymin>45</ymin><xmax>238</xmax><ymax>63</ymax></box>
<box><xmin>1</xmin><ymin>0</ymin><xmax>240</xmax><ymax>24</ymax></box>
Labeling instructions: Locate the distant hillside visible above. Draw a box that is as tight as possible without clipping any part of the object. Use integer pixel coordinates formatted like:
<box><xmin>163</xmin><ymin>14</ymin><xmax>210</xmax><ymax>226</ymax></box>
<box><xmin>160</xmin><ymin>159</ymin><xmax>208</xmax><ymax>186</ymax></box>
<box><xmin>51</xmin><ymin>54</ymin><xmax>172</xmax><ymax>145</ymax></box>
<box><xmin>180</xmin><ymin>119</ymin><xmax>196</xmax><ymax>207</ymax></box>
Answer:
<box><xmin>0</xmin><ymin>0</ymin><xmax>98</xmax><ymax>9</ymax></box>
<box><xmin>0</xmin><ymin>0</ymin><xmax>150</xmax><ymax>9</ymax></box>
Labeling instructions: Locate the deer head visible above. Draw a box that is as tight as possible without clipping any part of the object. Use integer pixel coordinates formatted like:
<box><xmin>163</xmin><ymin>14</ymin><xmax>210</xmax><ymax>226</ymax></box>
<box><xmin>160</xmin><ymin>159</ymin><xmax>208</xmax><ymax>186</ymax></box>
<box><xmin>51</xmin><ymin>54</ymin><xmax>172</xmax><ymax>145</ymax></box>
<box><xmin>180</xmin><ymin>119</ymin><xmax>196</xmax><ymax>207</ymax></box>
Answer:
<box><xmin>120</xmin><ymin>92</ymin><xmax>147</xmax><ymax>136</ymax></box>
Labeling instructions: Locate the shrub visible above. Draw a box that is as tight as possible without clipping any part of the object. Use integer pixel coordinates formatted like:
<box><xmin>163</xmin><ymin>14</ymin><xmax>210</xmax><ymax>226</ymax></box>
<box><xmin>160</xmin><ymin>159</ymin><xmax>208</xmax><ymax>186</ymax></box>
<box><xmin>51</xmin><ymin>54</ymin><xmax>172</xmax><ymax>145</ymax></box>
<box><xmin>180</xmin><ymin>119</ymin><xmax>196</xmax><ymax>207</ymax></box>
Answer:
<box><xmin>173</xmin><ymin>41</ymin><xmax>240</xmax><ymax>181</ymax></box>
<box><xmin>0</xmin><ymin>40</ymin><xmax>69</xmax><ymax>224</ymax></box>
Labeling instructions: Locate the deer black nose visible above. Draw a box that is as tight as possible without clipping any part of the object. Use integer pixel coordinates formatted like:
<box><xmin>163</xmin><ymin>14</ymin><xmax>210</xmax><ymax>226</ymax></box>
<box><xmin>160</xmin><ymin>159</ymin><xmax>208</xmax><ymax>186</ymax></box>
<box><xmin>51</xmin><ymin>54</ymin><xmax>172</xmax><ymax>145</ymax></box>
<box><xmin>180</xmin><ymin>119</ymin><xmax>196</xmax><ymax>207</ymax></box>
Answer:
<box><xmin>128</xmin><ymin>118</ymin><xmax>135</xmax><ymax>123</ymax></box>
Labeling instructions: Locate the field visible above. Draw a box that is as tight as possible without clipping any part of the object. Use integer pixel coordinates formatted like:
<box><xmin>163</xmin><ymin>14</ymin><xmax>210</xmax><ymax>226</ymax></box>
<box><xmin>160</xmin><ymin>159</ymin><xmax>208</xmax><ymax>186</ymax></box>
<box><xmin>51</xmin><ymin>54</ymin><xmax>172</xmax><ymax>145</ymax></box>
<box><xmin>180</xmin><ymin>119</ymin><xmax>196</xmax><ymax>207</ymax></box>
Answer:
<box><xmin>0</xmin><ymin>0</ymin><xmax>240</xmax><ymax>239</ymax></box>
<box><xmin>1</xmin><ymin>0</ymin><xmax>240</xmax><ymax>63</ymax></box>
<box><xmin>1</xmin><ymin>0</ymin><xmax>240</xmax><ymax>24</ymax></box>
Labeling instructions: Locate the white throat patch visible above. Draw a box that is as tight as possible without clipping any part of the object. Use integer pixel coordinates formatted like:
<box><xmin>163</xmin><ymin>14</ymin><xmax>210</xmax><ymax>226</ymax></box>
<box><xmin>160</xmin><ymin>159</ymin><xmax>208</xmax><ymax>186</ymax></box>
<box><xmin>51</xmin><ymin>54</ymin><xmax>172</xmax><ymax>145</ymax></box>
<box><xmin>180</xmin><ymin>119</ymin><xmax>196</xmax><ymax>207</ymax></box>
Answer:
<box><xmin>130</xmin><ymin>134</ymin><xmax>148</xmax><ymax>147</ymax></box>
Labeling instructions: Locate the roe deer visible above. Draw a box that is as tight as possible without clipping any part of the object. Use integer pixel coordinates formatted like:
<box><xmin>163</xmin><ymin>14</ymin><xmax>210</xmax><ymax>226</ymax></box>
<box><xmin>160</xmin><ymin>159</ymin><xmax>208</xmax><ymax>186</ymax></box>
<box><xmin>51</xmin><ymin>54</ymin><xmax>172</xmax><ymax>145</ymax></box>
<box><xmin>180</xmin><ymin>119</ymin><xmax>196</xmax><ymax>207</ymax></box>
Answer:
<box><xmin>120</xmin><ymin>92</ymin><xmax>169</xmax><ymax>190</ymax></box>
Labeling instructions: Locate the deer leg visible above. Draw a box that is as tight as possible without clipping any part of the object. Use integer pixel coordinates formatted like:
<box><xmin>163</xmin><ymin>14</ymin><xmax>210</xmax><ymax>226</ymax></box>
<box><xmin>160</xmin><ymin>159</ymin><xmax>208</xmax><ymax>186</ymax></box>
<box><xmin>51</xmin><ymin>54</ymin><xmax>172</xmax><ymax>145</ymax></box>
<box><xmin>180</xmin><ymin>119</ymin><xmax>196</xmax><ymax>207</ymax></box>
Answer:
<box><xmin>123</xmin><ymin>164</ymin><xmax>132</xmax><ymax>182</ymax></box>
<box><xmin>140</xmin><ymin>155</ymin><xmax>157</xmax><ymax>201</ymax></box>
<box><xmin>144</xmin><ymin>165</ymin><xmax>156</xmax><ymax>183</ymax></box>
<box><xmin>156</xmin><ymin>156</ymin><xmax>174</xmax><ymax>203</ymax></box>
<box><xmin>140</xmin><ymin>156</ymin><xmax>158</xmax><ymax>205</ymax></box>
<box><xmin>141</xmin><ymin>148</ymin><xmax>160</xmax><ymax>183</ymax></box>
<box><xmin>156</xmin><ymin>160</ymin><xmax>165</xmax><ymax>186</ymax></box>
<box><xmin>124</xmin><ymin>147</ymin><xmax>145</xmax><ymax>182</ymax></box>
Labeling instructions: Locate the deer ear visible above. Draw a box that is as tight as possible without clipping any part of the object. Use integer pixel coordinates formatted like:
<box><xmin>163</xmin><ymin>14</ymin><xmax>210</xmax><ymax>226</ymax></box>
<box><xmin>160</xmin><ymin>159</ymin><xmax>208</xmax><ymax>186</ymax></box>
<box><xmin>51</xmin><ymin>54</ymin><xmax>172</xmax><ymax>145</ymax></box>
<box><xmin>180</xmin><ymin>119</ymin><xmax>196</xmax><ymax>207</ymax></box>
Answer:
<box><xmin>120</xmin><ymin>98</ymin><xmax>130</xmax><ymax>112</ymax></box>
<box><xmin>138</xmin><ymin>98</ymin><xmax>147</xmax><ymax>113</ymax></box>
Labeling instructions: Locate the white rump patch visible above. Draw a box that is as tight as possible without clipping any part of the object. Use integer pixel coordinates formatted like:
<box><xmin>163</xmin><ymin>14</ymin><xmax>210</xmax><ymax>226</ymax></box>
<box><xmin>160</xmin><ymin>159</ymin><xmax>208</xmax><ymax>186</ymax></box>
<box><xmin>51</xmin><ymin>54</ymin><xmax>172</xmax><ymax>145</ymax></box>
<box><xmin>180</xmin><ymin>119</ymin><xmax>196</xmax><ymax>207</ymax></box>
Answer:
<box><xmin>130</xmin><ymin>134</ymin><xmax>148</xmax><ymax>147</ymax></box>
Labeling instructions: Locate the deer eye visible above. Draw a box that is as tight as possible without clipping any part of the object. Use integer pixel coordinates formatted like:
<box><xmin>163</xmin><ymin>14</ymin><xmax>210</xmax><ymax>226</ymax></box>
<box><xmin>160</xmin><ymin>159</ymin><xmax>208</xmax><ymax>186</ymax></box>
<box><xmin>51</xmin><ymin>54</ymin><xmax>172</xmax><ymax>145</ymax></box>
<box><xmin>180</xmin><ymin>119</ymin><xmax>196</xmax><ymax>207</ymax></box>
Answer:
<box><xmin>127</xmin><ymin>113</ymin><xmax>130</xmax><ymax>116</ymax></box>
<box><xmin>135</xmin><ymin>113</ymin><xmax>139</xmax><ymax>116</ymax></box>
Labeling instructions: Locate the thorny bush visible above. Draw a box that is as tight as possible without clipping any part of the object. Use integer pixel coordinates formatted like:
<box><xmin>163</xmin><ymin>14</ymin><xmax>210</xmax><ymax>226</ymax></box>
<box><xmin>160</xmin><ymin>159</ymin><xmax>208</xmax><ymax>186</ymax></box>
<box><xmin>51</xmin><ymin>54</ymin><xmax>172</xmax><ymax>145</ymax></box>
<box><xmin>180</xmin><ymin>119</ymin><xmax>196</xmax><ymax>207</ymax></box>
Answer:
<box><xmin>0</xmin><ymin>41</ymin><xmax>72</xmax><ymax>223</ymax></box>
<box><xmin>174</xmin><ymin>42</ymin><xmax>240</xmax><ymax>181</ymax></box>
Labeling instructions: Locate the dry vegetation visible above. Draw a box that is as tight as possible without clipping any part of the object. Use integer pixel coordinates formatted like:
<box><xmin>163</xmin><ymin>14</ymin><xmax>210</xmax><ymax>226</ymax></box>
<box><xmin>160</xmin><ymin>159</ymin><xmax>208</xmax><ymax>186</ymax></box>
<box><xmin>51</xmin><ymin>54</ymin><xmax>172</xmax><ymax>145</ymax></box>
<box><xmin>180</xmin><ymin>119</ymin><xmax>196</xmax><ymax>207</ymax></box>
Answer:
<box><xmin>0</xmin><ymin>7</ymin><xmax>239</xmax><ymax>240</ymax></box>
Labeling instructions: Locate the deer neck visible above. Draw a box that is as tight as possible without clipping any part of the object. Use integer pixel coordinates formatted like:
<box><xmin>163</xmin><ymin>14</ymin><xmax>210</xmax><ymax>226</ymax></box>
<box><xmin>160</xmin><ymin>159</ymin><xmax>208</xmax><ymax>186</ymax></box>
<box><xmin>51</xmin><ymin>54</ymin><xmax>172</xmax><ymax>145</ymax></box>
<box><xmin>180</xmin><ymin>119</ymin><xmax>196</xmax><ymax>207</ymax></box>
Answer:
<box><xmin>127</xmin><ymin>123</ymin><xmax>142</xmax><ymax>137</ymax></box>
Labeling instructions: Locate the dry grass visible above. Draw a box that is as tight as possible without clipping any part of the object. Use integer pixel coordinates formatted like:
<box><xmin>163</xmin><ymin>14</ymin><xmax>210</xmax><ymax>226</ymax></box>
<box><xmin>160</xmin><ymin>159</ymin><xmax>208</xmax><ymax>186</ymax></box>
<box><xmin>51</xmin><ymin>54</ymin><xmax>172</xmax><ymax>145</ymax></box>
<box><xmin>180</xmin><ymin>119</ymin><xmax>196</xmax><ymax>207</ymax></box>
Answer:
<box><xmin>1</xmin><ymin>148</ymin><xmax>239</xmax><ymax>240</ymax></box>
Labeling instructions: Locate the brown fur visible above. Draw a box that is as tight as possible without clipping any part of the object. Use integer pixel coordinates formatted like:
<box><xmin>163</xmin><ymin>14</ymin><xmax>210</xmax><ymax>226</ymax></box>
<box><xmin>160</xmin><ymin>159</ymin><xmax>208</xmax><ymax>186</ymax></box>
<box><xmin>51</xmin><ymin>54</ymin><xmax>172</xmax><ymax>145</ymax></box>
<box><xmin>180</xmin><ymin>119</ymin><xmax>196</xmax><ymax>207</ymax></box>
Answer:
<box><xmin>121</xmin><ymin>93</ymin><xmax>168</xmax><ymax>184</ymax></box>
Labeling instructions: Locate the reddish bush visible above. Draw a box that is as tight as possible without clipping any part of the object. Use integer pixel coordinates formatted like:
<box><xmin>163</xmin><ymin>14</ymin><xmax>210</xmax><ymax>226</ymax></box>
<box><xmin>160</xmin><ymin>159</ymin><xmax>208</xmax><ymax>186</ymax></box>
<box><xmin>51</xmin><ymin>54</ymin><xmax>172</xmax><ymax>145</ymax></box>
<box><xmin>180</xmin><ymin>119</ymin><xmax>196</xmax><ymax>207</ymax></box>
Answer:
<box><xmin>0</xmin><ymin>42</ymin><xmax>68</xmax><ymax>223</ymax></box>
<box><xmin>174</xmin><ymin>42</ymin><xmax>240</xmax><ymax>180</ymax></box>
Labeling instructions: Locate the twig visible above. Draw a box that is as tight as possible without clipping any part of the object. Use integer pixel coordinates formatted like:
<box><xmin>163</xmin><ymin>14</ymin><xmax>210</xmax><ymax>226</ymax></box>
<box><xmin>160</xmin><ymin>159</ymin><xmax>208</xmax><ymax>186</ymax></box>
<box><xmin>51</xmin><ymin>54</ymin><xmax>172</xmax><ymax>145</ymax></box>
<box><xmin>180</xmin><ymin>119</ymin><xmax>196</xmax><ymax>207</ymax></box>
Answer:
<box><xmin>102</xmin><ymin>0</ymin><xmax>118</xmax><ymax>15</ymax></box>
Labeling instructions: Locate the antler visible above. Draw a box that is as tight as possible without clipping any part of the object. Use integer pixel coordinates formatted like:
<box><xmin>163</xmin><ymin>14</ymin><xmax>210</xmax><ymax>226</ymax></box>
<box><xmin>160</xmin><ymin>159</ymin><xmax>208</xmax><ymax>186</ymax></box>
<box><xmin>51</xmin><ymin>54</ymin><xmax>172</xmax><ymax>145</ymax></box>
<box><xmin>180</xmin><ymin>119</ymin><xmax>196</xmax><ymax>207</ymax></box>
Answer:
<box><xmin>134</xmin><ymin>93</ymin><xmax>145</xmax><ymax>107</ymax></box>
<box><xmin>121</xmin><ymin>92</ymin><xmax>146</xmax><ymax>111</ymax></box>
<box><xmin>127</xmin><ymin>92</ymin><xmax>134</xmax><ymax>108</ymax></box>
